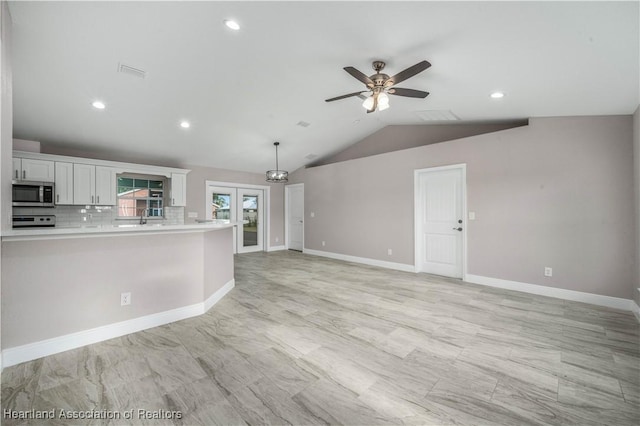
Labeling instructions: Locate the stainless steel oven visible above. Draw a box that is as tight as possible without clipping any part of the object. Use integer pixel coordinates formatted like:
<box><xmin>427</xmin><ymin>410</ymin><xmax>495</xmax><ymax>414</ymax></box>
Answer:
<box><xmin>12</xmin><ymin>181</ymin><xmax>55</xmax><ymax>207</ymax></box>
<box><xmin>12</xmin><ymin>214</ymin><xmax>56</xmax><ymax>228</ymax></box>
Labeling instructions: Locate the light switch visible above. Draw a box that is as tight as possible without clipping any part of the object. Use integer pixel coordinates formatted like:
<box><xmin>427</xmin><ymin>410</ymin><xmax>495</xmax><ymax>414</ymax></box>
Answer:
<box><xmin>188</xmin><ymin>212</ymin><xmax>198</xmax><ymax>218</ymax></box>
<box><xmin>310</xmin><ymin>212</ymin><xmax>315</xmax><ymax>218</ymax></box>
<box><xmin>468</xmin><ymin>212</ymin><xmax>476</xmax><ymax>220</ymax></box>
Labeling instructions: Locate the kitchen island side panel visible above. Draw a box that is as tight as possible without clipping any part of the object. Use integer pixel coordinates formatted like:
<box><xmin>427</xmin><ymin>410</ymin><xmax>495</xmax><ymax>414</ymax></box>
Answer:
<box><xmin>203</xmin><ymin>226</ymin><xmax>234</xmax><ymax>300</ymax></box>
<box><xmin>1</xmin><ymin>232</ymin><xmax>211</xmax><ymax>349</ymax></box>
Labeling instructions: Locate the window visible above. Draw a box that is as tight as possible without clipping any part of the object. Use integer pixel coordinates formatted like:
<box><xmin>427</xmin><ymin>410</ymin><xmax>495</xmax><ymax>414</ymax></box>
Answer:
<box><xmin>117</xmin><ymin>175</ymin><xmax>166</xmax><ymax>218</ymax></box>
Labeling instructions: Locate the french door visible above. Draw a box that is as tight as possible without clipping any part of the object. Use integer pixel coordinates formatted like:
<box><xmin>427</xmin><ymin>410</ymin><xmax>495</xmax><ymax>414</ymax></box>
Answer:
<box><xmin>207</xmin><ymin>185</ymin><xmax>264</xmax><ymax>254</ymax></box>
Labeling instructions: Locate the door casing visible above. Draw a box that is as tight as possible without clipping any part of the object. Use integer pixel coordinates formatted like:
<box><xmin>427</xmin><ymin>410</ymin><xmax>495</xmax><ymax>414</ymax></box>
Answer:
<box><xmin>205</xmin><ymin>180</ymin><xmax>271</xmax><ymax>253</ymax></box>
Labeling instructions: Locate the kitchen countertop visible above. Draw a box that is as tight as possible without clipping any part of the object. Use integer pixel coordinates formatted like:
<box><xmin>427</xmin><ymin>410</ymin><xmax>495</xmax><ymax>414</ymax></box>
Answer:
<box><xmin>1</xmin><ymin>221</ymin><xmax>238</xmax><ymax>241</ymax></box>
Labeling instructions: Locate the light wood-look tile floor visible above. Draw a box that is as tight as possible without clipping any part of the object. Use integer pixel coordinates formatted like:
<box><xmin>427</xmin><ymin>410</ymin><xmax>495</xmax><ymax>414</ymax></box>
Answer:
<box><xmin>2</xmin><ymin>251</ymin><xmax>639</xmax><ymax>425</ymax></box>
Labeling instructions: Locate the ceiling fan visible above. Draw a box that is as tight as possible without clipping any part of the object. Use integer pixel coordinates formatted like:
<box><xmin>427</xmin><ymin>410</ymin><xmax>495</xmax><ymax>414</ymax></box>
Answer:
<box><xmin>325</xmin><ymin>60</ymin><xmax>431</xmax><ymax>113</ymax></box>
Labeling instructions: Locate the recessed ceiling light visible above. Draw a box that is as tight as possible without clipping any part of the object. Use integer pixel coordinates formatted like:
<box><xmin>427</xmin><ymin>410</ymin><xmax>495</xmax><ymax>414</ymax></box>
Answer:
<box><xmin>180</xmin><ymin>121</ymin><xmax>190</xmax><ymax>129</ymax></box>
<box><xmin>92</xmin><ymin>101</ymin><xmax>106</xmax><ymax>109</ymax></box>
<box><xmin>490</xmin><ymin>92</ymin><xmax>505</xmax><ymax>99</ymax></box>
<box><xmin>224</xmin><ymin>19</ymin><xmax>240</xmax><ymax>30</ymax></box>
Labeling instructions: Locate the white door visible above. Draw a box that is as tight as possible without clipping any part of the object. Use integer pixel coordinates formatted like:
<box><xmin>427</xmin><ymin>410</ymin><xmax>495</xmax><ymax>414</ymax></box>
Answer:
<box><xmin>286</xmin><ymin>184</ymin><xmax>304</xmax><ymax>251</ymax></box>
<box><xmin>416</xmin><ymin>166</ymin><xmax>464</xmax><ymax>278</ymax></box>
<box><xmin>208</xmin><ymin>186</ymin><xmax>238</xmax><ymax>252</ymax></box>
<box><xmin>237</xmin><ymin>189</ymin><xmax>264</xmax><ymax>253</ymax></box>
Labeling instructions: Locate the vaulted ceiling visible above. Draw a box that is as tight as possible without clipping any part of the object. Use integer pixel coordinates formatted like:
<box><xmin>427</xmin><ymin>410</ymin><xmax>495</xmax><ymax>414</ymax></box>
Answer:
<box><xmin>8</xmin><ymin>1</ymin><xmax>639</xmax><ymax>173</ymax></box>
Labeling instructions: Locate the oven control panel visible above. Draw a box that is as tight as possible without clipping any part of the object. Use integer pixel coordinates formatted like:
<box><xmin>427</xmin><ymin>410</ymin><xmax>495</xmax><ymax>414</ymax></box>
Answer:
<box><xmin>12</xmin><ymin>215</ymin><xmax>56</xmax><ymax>228</ymax></box>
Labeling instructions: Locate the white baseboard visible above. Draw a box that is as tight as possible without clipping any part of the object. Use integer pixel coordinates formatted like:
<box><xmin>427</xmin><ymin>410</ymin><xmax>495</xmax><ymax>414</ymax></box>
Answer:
<box><xmin>303</xmin><ymin>248</ymin><xmax>416</xmax><ymax>273</ymax></box>
<box><xmin>2</xmin><ymin>278</ymin><xmax>235</xmax><ymax>368</ymax></box>
<box><xmin>204</xmin><ymin>279</ymin><xmax>235</xmax><ymax>312</ymax></box>
<box><xmin>631</xmin><ymin>300</ymin><xmax>640</xmax><ymax>323</ymax></box>
<box><xmin>268</xmin><ymin>245</ymin><xmax>286</xmax><ymax>252</ymax></box>
<box><xmin>466</xmin><ymin>274</ymin><xmax>634</xmax><ymax>312</ymax></box>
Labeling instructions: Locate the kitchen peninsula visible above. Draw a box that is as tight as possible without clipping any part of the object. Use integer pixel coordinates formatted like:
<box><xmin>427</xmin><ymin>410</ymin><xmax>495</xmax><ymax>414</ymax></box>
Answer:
<box><xmin>3</xmin><ymin>149</ymin><xmax>238</xmax><ymax>368</ymax></box>
<box><xmin>1</xmin><ymin>223</ymin><xmax>235</xmax><ymax>367</ymax></box>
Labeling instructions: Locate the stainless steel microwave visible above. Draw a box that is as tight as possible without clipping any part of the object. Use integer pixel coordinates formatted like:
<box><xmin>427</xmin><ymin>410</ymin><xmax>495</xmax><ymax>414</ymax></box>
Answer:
<box><xmin>12</xmin><ymin>181</ymin><xmax>55</xmax><ymax>207</ymax></box>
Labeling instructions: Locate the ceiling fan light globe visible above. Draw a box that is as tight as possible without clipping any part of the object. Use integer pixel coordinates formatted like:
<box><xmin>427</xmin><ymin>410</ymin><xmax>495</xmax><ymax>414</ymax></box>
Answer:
<box><xmin>378</xmin><ymin>102</ymin><xmax>390</xmax><ymax>111</ymax></box>
<box><xmin>378</xmin><ymin>92</ymin><xmax>390</xmax><ymax>106</ymax></box>
<box><xmin>362</xmin><ymin>96</ymin><xmax>374</xmax><ymax>110</ymax></box>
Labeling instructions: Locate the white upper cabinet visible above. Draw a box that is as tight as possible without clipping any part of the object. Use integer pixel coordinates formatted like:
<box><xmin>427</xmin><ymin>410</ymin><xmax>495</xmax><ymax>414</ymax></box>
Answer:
<box><xmin>170</xmin><ymin>173</ymin><xmax>187</xmax><ymax>206</ymax></box>
<box><xmin>13</xmin><ymin>151</ymin><xmax>189</xmax><ymax>208</ymax></box>
<box><xmin>14</xmin><ymin>158</ymin><xmax>55</xmax><ymax>181</ymax></box>
<box><xmin>73</xmin><ymin>164</ymin><xmax>116</xmax><ymax>206</ymax></box>
<box><xmin>54</xmin><ymin>162</ymin><xmax>74</xmax><ymax>205</ymax></box>
<box><xmin>73</xmin><ymin>163</ymin><xmax>96</xmax><ymax>205</ymax></box>
<box><xmin>95</xmin><ymin>166</ymin><xmax>116</xmax><ymax>205</ymax></box>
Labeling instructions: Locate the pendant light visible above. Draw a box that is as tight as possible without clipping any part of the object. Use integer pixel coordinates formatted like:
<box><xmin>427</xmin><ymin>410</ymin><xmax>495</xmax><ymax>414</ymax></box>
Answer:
<box><xmin>266</xmin><ymin>142</ymin><xmax>288</xmax><ymax>183</ymax></box>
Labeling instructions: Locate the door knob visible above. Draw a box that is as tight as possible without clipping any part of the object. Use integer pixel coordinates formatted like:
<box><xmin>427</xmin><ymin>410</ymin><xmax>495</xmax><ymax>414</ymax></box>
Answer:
<box><xmin>452</xmin><ymin>227</ymin><xmax>463</xmax><ymax>231</ymax></box>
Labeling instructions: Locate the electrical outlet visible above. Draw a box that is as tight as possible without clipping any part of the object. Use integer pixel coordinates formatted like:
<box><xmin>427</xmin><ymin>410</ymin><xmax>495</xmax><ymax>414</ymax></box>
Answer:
<box><xmin>275</xmin><ymin>237</ymin><xmax>279</xmax><ymax>243</ymax></box>
<box><xmin>387</xmin><ymin>249</ymin><xmax>393</xmax><ymax>256</ymax></box>
<box><xmin>322</xmin><ymin>241</ymin><xmax>326</xmax><ymax>247</ymax></box>
<box><xmin>188</xmin><ymin>211</ymin><xmax>198</xmax><ymax>218</ymax></box>
<box><xmin>544</xmin><ymin>267</ymin><xmax>552</xmax><ymax>277</ymax></box>
<box><xmin>121</xmin><ymin>292</ymin><xmax>131</xmax><ymax>306</ymax></box>
<box><xmin>311</xmin><ymin>212</ymin><xmax>315</xmax><ymax>218</ymax></box>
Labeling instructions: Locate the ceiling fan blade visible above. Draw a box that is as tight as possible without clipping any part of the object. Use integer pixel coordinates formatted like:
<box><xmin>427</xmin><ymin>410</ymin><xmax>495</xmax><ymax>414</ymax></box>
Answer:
<box><xmin>325</xmin><ymin>91</ymin><xmax>367</xmax><ymax>102</ymax></box>
<box><xmin>344</xmin><ymin>67</ymin><xmax>374</xmax><ymax>87</ymax></box>
<box><xmin>388</xmin><ymin>88</ymin><xmax>430</xmax><ymax>98</ymax></box>
<box><xmin>388</xmin><ymin>60</ymin><xmax>431</xmax><ymax>86</ymax></box>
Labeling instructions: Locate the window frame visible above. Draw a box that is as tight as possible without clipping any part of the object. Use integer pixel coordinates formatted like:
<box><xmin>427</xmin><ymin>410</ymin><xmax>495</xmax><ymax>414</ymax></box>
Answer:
<box><xmin>116</xmin><ymin>173</ymin><xmax>168</xmax><ymax>220</ymax></box>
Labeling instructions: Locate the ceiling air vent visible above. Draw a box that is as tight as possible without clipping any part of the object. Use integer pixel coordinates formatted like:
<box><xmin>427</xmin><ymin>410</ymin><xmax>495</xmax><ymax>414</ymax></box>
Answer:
<box><xmin>415</xmin><ymin>110</ymin><xmax>460</xmax><ymax>122</ymax></box>
<box><xmin>118</xmin><ymin>63</ymin><xmax>147</xmax><ymax>79</ymax></box>
<box><xmin>297</xmin><ymin>121</ymin><xmax>311</xmax><ymax>128</ymax></box>
<box><xmin>305</xmin><ymin>153</ymin><xmax>318</xmax><ymax>160</ymax></box>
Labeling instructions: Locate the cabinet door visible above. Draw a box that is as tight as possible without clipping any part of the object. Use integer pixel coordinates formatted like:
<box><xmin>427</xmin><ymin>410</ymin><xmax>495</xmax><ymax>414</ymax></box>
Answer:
<box><xmin>12</xmin><ymin>158</ymin><xmax>21</xmax><ymax>180</ymax></box>
<box><xmin>170</xmin><ymin>173</ymin><xmax>187</xmax><ymax>206</ymax></box>
<box><xmin>73</xmin><ymin>164</ymin><xmax>96</xmax><ymax>205</ymax></box>
<box><xmin>21</xmin><ymin>158</ymin><xmax>55</xmax><ymax>181</ymax></box>
<box><xmin>95</xmin><ymin>166</ymin><xmax>116</xmax><ymax>205</ymax></box>
<box><xmin>54</xmin><ymin>162</ymin><xmax>74</xmax><ymax>205</ymax></box>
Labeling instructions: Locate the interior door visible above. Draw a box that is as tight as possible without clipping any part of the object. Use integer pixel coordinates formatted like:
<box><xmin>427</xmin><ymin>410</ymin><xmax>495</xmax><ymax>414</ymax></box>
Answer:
<box><xmin>286</xmin><ymin>184</ymin><xmax>304</xmax><ymax>251</ymax></box>
<box><xmin>237</xmin><ymin>188</ymin><xmax>263</xmax><ymax>253</ymax></box>
<box><xmin>417</xmin><ymin>168</ymin><xmax>464</xmax><ymax>278</ymax></box>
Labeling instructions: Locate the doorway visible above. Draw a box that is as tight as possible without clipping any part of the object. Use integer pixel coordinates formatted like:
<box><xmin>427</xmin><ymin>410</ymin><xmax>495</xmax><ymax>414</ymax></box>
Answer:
<box><xmin>414</xmin><ymin>164</ymin><xmax>466</xmax><ymax>278</ymax></box>
<box><xmin>206</xmin><ymin>182</ymin><xmax>268</xmax><ymax>254</ymax></box>
<box><xmin>285</xmin><ymin>184</ymin><xmax>304</xmax><ymax>251</ymax></box>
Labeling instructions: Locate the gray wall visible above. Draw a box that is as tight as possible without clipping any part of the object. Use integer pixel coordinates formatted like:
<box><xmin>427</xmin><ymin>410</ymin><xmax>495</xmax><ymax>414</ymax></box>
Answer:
<box><xmin>312</xmin><ymin>121</ymin><xmax>527</xmax><ymax>166</ymax></box>
<box><xmin>184</xmin><ymin>164</ymin><xmax>285</xmax><ymax>248</ymax></box>
<box><xmin>1</xmin><ymin>228</ymin><xmax>233</xmax><ymax>349</ymax></box>
<box><xmin>634</xmin><ymin>105</ymin><xmax>640</xmax><ymax>307</ymax></box>
<box><xmin>296</xmin><ymin>116</ymin><xmax>635</xmax><ymax>299</ymax></box>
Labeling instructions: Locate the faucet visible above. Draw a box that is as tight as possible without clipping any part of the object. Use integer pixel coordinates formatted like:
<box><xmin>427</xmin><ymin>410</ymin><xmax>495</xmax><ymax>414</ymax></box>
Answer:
<box><xmin>139</xmin><ymin>209</ymin><xmax>148</xmax><ymax>225</ymax></box>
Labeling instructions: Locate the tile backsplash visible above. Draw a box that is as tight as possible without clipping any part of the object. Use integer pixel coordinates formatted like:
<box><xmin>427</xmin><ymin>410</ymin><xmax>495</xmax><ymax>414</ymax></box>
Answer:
<box><xmin>13</xmin><ymin>205</ymin><xmax>185</xmax><ymax>227</ymax></box>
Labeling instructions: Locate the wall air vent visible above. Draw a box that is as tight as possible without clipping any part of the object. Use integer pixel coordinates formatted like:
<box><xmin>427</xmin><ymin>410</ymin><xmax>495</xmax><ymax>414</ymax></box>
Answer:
<box><xmin>415</xmin><ymin>110</ymin><xmax>460</xmax><ymax>122</ymax></box>
<box><xmin>118</xmin><ymin>63</ymin><xmax>147</xmax><ymax>79</ymax></box>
